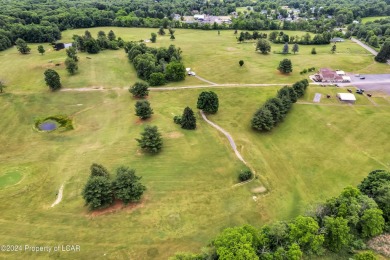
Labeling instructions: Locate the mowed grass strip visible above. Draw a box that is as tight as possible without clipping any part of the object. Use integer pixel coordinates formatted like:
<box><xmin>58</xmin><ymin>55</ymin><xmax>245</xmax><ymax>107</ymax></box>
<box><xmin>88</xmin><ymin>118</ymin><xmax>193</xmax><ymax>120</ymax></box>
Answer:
<box><xmin>0</xmin><ymin>89</ymin><xmax>259</xmax><ymax>259</ymax></box>
<box><xmin>1</xmin><ymin>28</ymin><xmax>389</xmax><ymax>92</ymax></box>
<box><xmin>1</xmin><ymin>86</ymin><xmax>390</xmax><ymax>259</ymax></box>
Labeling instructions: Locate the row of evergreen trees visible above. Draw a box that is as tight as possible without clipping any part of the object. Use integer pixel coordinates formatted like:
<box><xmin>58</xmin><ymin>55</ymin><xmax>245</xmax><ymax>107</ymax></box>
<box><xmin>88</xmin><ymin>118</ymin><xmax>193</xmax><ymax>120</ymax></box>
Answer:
<box><xmin>251</xmin><ymin>79</ymin><xmax>309</xmax><ymax>131</ymax></box>
<box><xmin>172</xmin><ymin>169</ymin><xmax>390</xmax><ymax>259</ymax></box>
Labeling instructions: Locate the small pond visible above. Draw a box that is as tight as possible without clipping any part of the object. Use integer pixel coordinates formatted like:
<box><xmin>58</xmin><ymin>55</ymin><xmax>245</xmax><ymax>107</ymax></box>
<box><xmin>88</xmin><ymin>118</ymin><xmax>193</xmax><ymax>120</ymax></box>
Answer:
<box><xmin>39</xmin><ymin>121</ymin><xmax>58</xmax><ymax>131</ymax></box>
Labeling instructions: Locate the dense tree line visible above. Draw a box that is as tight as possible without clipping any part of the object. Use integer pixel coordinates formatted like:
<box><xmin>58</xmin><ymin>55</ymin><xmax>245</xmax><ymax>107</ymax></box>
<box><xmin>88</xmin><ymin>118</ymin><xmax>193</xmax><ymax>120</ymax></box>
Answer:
<box><xmin>348</xmin><ymin>18</ymin><xmax>390</xmax><ymax>48</ymax></box>
<box><xmin>252</xmin><ymin>79</ymin><xmax>308</xmax><ymax>131</ymax></box>
<box><xmin>126</xmin><ymin>42</ymin><xmax>186</xmax><ymax>85</ymax></box>
<box><xmin>171</xmin><ymin>169</ymin><xmax>390</xmax><ymax>259</ymax></box>
<box><xmin>270</xmin><ymin>31</ymin><xmax>332</xmax><ymax>45</ymax></box>
<box><xmin>73</xmin><ymin>30</ymin><xmax>123</xmax><ymax>54</ymax></box>
<box><xmin>0</xmin><ymin>0</ymin><xmax>388</xmax><ymax>51</ymax></box>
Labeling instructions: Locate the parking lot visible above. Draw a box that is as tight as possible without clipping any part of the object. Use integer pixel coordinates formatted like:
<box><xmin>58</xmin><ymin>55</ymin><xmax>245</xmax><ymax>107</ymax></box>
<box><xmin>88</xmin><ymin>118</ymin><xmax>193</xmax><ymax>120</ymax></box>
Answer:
<box><xmin>346</xmin><ymin>74</ymin><xmax>390</xmax><ymax>94</ymax></box>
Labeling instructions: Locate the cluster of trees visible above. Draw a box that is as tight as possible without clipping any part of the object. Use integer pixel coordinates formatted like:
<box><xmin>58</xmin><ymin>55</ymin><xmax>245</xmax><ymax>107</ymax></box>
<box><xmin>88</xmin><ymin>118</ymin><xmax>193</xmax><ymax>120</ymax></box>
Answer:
<box><xmin>82</xmin><ymin>163</ymin><xmax>146</xmax><ymax>210</ymax></box>
<box><xmin>172</xmin><ymin>169</ymin><xmax>390</xmax><ymax>259</ymax></box>
<box><xmin>128</xmin><ymin>82</ymin><xmax>154</xmax><ymax>120</ymax></box>
<box><xmin>65</xmin><ymin>47</ymin><xmax>79</xmax><ymax>75</ymax></box>
<box><xmin>251</xmin><ymin>79</ymin><xmax>308</xmax><ymax>131</ymax></box>
<box><xmin>126</xmin><ymin>42</ymin><xmax>185</xmax><ymax>86</ymax></box>
<box><xmin>270</xmin><ymin>31</ymin><xmax>332</xmax><ymax>45</ymax></box>
<box><xmin>0</xmin><ymin>0</ymin><xmax>389</xmax><ymax>52</ymax></box>
<box><xmin>348</xmin><ymin>18</ymin><xmax>390</xmax><ymax>49</ymax></box>
<box><xmin>237</xmin><ymin>31</ymin><xmax>267</xmax><ymax>43</ymax></box>
<box><xmin>72</xmin><ymin>30</ymin><xmax>123</xmax><ymax>54</ymax></box>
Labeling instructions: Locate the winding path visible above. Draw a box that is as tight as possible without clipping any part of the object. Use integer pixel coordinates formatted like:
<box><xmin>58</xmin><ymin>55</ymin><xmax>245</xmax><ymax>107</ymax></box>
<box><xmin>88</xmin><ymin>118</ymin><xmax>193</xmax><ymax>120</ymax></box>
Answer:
<box><xmin>51</xmin><ymin>184</ymin><xmax>64</xmax><ymax>208</ymax></box>
<box><xmin>200</xmin><ymin>111</ymin><xmax>257</xmax><ymax>187</ymax></box>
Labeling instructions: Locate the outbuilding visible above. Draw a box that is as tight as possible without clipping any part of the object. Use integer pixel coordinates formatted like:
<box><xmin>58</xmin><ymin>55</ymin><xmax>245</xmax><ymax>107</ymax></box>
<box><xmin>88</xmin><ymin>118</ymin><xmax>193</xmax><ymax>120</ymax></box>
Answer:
<box><xmin>337</xmin><ymin>93</ymin><xmax>356</xmax><ymax>103</ymax></box>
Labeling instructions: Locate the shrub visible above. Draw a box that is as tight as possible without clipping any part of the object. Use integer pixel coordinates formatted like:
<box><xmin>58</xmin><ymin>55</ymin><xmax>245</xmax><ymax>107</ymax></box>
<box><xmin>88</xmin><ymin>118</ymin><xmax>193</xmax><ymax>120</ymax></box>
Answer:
<box><xmin>173</xmin><ymin>116</ymin><xmax>182</xmax><ymax>124</ymax></box>
<box><xmin>239</xmin><ymin>170</ymin><xmax>252</xmax><ymax>182</ymax></box>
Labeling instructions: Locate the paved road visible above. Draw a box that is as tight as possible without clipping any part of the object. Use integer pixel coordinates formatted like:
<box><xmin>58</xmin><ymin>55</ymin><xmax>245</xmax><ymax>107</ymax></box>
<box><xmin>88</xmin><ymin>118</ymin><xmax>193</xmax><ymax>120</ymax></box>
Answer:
<box><xmin>351</xmin><ymin>37</ymin><xmax>378</xmax><ymax>56</ymax></box>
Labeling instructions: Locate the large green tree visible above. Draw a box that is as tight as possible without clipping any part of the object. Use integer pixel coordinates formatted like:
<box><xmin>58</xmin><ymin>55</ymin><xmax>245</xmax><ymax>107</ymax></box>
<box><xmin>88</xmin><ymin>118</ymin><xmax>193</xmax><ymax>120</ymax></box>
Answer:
<box><xmin>278</xmin><ymin>59</ymin><xmax>293</xmax><ymax>74</ymax></box>
<box><xmin>44</xmin><ymin>69</ymin><xmax>61</xmax><ymax>91</ymax></box>
<box><xmin>165</xmin><ymin>61</ymin><xmax>186</xmax><ymax>81</ymax></box>
<box><xmin>136</xmin><ymin>125</ymin><xmax>163</xmax><ymax>153</ymax></box>
<box><xmin>180</xmin><ymin>107</ymin><xmax>196</xmax><ymax>130</ymax></box>
<box><xmin>65</xmin><ymin>58</ymin><xmax>78</xmax><ymax>75</ymax></box>
<box><xmin>112</xmin><ymin>166</ymin><xmax>146</xmax><ymax>204</ymax></box>
<box><xmin>256</xmin><ymin>38</ymin><xmax>271</xmax><ymax>54</ymax></box>
<box><xmin>15</xmin><ymin>38</ymin><xmax>30</xmax><ymax>54</ymax></box>
<box><xmin>66</xmin><ymin>47</ymin><xmax>79</xmax><ymax>62</ymax></box>
<box><xmin>360</xmin><ymin>208</ymin><xmax>385</xmax><ymax>238</ymax></box>
<box><xmin>359</xmin><ymin>170</ymin><xmax>390</xmax><ymax>221</ymax></box>
<box><xmin>197</xmin><ymin>91</ymin><xmax>219</xmax><ymax>114</ymax></box>
<box><xmin>82</xmin><ymin>176</ymin><xmax>113</xmax><ymax>209</ymax></box>
<box><xmin>135</xmin><ymin>100</ymin><xmax>153</xmax><ymax>120</ymax></box>
<box><xmin>323</xmin><ymin>216</ymin><xmax>350</xmax><ymax>252</ymax></box>
<box><xmin>214</xmin><ymin>225</ymin><xmax>259</xmax><ymax>260</ymax></box>
<box><xmin>375</xmin><ymin>41</ymin><xmax>390</xmax><ymax>63</ymax></box>
<box><xmin>129</xmin><ymin>82</ymin><xmax>149</xmax><ymax>98</ymax></box>
<box><xmin>251</xmin><ymin>107</ymin><xmax>274</xmax><ymax>131</ymax></box>
<box><xmin>288</xmin><ymin>216</ymin><xmax>324</xmax><ymax>254</ymax></box>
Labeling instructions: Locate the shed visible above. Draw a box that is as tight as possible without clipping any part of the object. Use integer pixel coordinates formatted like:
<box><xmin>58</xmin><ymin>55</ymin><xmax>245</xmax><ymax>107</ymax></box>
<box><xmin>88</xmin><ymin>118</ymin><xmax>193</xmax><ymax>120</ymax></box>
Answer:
<box><xmin>337</xmin><ymin>93</ymin><xmax>356</xmax><ymax>103</ymax></box>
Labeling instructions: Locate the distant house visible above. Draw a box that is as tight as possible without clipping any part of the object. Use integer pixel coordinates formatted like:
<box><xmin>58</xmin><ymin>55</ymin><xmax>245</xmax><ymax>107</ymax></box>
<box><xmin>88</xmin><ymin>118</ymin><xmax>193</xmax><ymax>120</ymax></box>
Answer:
<box><xmin>173</xmin><ymin>14</ymin><xmax>181</xmax><ymax>21</ymax></box>
<box><xmin>337</xmin><ymin>93</ymin><xmax>356</xmax><ymax>103</ymax></box>
<box><xmin>194</xmin><ymin>14</ymin><xmax>205</xmax><ymax>21</ymax></box>
<box><xmin>353</xmin><ymin>20</ymin><xmax>360</xmax><ymax>24</ymax></box>
<box><xmin>330</xmin><ymin>37</ymin><xmax>345</xmax><ymax>42</ymax></box>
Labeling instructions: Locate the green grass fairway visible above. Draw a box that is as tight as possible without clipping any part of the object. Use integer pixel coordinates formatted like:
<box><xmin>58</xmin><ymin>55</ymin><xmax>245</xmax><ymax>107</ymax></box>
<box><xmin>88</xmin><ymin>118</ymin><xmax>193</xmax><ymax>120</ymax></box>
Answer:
<box><xmin>1</xmin><ymin>87</ymin><xmax>389</xmax><ymax>259</ymax></box>
<box><xmin>1</xmin><ymin>28</ymin><xmax>389</xmax><ymax>92</ymax></box>
<box><xmin>361</xmin><ymin>16</ymin><xmax>389</xmax><ymax>24</ymax></box>
<box><xmin>0</xmin><ymin>170</ymin><xmax>23</xmax><ymax>188</ymax></box>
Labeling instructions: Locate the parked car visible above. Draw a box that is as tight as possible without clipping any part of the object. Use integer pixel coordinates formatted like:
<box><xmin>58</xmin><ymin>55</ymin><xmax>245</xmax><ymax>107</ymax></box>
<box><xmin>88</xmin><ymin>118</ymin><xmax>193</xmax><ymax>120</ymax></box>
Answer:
<box><xmin>360</xmin><ymin>76</ymin><xmax>365</xmax><ymax>79</ymax></box>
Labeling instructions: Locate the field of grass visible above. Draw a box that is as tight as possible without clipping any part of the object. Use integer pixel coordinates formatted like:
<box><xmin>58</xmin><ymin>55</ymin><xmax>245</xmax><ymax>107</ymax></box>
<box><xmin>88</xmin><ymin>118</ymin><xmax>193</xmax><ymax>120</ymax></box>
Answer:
<box><xmin>1</xmin><ymin>86</ymin><xmax>390</xmax><ymax>259</ymax></box>
<box><xmin>362</xmin><ymin>16</ymin><xmax>390</xmax><ymax>24</ymax></box>
<box><xmin>1</xmin><ymin>27</ymin><xmax>389</xmax><ymax>92</ymax></box>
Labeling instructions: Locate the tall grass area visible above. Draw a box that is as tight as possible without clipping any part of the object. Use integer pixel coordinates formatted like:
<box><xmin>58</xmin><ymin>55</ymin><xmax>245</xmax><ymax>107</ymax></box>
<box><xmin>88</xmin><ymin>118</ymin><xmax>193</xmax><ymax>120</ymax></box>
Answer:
<box><xmin>1</xmin><ymin>87</ymin><xmax>389</xmax><ymax>258</ymax></box>
<box><xmin>0</xmin><ymin>28</ymin><xmax>389</xmax><ymax>92</ymax></box>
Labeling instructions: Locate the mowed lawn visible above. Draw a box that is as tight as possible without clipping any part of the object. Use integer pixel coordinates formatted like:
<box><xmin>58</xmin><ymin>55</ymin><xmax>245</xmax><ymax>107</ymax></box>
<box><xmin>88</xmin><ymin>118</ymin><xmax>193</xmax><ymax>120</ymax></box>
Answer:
<box><xmin>1</xmin><ymin>87</ymin><xmax>390</xmax><ymax>259</ymax></box>
<box><xmin>1</xmin><ymin>27</ymin><xmax>389</xmax><ymax>92</ymax></box>
<box><xmin>0</xmin><ymin>89</ymin><xmax>257</xmax><ymax>259</ymax></box>
<box><xmin>361</xmin><ymin>16</ymin><xmax>389</xmax><ymax>24</ymax></box>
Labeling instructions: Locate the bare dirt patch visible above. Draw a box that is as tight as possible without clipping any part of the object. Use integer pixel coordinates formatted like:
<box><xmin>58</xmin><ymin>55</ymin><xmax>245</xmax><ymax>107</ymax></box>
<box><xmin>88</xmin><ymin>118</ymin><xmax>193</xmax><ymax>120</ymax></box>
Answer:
<box><xmin>368</xmin><ymin>233</ymin><xmax>390</xmax><ymax>257</ymax></box>
<box><xmin>251</xmin><ymin>186</ymin><xmax>267</xmax><ymax>194</ymax></box>
<box><xmin>135</xmin><ymin>117</ymin><xmax>152</xmax><ymax>125</ymax></box>
<box><xmin>227</xmin><ymin>47</ymin><xmax>237</xmax><ymax>51</ymax></box>
<box><xmin>164</xmin><ymin>131</ymin><xmax>184</xmax><ymax>139</ymax></box>
<box><xmin>89</xmin><ymin>199</ymin><xmax>145</xmax><ymax>217</ymax></box>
